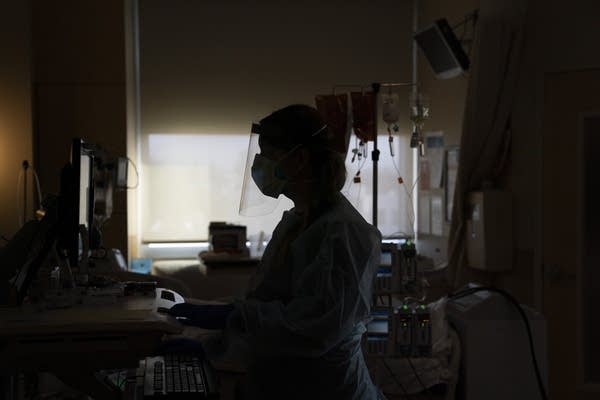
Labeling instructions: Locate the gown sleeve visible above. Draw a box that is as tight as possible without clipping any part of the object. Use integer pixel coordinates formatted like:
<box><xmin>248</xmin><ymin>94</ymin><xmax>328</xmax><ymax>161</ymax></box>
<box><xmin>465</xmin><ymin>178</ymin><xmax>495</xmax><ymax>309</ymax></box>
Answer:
<box><xmin>229</xmin><ymin>220</ymin><xmax>381</xmax><ymax>358</ymax></box>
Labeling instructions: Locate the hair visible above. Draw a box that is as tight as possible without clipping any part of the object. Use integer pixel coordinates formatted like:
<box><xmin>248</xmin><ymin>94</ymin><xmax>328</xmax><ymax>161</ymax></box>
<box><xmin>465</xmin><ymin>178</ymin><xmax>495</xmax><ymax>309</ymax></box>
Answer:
<box><xmin>259</xmin><ymin>104</ymin><xmax>347</xmax><ymax>198</ymax></box>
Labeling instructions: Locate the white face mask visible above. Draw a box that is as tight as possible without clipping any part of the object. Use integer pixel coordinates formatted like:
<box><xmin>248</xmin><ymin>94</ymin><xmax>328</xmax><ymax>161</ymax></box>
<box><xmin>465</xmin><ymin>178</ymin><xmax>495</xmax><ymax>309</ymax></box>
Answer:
<box><xmin>250</xmin><ymin>153</ymin><xmax>287</xmax><ymax>199</ymax></box>
<box><xmin>240</xmin><ymin>123</ymin><xmax>327</xmax><ymax>215</ymax></box>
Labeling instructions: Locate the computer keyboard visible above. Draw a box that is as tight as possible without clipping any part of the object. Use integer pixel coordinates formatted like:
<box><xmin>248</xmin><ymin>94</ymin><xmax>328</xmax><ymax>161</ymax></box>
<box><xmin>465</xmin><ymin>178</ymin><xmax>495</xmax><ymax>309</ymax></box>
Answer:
<box><xmin>141</xmin><ymin>354</ymin><xmax>218</xmax><ymax>399</ymax></box>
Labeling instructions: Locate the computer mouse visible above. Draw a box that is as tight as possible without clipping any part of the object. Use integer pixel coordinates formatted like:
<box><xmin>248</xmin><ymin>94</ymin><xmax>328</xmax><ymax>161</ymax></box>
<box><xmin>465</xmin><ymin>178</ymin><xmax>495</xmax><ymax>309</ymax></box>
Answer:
<box><xmin>155</xmin><ymin>288</ymin><xmax>185</xmax><ymax>312</ymax></box>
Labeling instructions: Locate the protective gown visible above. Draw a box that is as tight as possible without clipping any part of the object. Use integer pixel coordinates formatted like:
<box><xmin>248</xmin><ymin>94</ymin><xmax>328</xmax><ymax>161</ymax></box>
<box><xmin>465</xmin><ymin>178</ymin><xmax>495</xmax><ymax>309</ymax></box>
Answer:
<box><xmin>227</xmin><ymin>193</ymin><xmax>383</xmax><ymax>399</ymax></box>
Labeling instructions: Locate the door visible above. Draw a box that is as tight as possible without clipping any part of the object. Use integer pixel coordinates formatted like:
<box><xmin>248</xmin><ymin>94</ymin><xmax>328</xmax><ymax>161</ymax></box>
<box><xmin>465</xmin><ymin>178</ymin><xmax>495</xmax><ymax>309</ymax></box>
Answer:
<box><xmin>542</xmin><ymin>69</ymin><xmax>600</xmax><ymax>399</ymax></box>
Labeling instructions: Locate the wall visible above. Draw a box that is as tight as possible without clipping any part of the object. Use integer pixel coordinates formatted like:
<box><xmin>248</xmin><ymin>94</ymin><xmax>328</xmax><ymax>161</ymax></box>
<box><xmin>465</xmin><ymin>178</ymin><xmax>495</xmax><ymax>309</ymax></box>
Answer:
<box><xmin>0</xmin><ymin>0</ymin><xmax>34</xmax><ymax>239</ymax></box>
<box><xmin>418</xmin><ymin>0</ymin><xmax>600</xmax><ymax>306</ymax></box>
<box><xmin>418</xmin><ymin>4</ymin><xmax>600</xmax><ymax>397</ymax></box>
<box><xmin>507</xmin><ymin>0</ymin><xmax>600</xmax><ymax>306</ymax></box>
<box><xmin>31</xmin><ymin>0</ymin><xmax>128</xmax><ymax>257</ymax></box>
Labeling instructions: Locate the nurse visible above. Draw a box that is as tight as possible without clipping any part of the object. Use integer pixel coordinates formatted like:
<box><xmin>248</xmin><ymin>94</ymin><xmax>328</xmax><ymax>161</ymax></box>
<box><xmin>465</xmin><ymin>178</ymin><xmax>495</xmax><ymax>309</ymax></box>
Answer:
<box><xmin>170</xmin><ymin>104</ymin><xmax>383</xmax><ymax>399</ymax></box>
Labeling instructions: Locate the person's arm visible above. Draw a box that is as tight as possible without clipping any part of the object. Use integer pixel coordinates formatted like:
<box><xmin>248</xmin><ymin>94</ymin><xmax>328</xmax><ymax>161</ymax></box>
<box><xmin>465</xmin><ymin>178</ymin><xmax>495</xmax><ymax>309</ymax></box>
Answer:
<box><xmin>230</xmin><ymin>222</ymin><xmax>381</xmax><ymax>358</ymax></box>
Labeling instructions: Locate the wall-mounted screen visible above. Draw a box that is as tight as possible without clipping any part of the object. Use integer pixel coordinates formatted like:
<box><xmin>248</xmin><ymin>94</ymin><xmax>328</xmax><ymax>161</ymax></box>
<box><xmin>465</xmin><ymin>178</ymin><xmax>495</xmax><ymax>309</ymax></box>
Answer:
<box><xmin>414</xmin><ymin>19</ymin><xmax>470</xmax><ymax>79</ymax></box>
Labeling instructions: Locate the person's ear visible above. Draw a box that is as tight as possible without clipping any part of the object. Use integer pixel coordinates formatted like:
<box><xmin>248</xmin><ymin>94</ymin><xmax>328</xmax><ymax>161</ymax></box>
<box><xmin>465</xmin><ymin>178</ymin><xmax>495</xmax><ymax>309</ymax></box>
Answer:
<box><xmin>280</xmin><ymin>146</ymin><xmax>310</xmax><ymax>179</ymax></box>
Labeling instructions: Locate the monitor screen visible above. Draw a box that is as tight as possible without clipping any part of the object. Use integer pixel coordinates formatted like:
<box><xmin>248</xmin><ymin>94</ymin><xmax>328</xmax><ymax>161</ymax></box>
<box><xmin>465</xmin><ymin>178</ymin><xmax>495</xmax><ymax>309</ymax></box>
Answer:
<box><xmin>414</xmin><ymin>19</ymin><xmax>470</xmax><ymax>79</ymax></box>
<box><xmin>79</xmin><ymin>153</ymin><xmax>92</xmax><ymax>229</ymax></box>
<box><xmin>60</xmin><ymin>138</ymin><xmax>94</xmax><ymax>269</ymax></box>
<box><xmin>416</xmin><ymin>28</ymin><xmax>458</xmax><ymax>74</ymax></box>
<box><xmin>367</xmin><ymin>319</ymin><xmax>389</xmax><ymax>335</ymax></box>
<box><xmin>116</xmin><ymin>157</ymin><xmax>128</xmax><ymax>189</ymax></box>
<box><xmin>380</xmin><ymin>250</ymin><xmax>393</xmax><ymax>267</ymax></box>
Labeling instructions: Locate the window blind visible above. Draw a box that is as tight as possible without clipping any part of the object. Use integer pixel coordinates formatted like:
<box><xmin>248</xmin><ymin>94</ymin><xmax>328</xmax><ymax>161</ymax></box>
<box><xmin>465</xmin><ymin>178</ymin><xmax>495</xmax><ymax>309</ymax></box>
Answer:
<box><xmin>138</xmin><ymin>0</ymin><xmax>414</xmax><ymax>242</ymax></box>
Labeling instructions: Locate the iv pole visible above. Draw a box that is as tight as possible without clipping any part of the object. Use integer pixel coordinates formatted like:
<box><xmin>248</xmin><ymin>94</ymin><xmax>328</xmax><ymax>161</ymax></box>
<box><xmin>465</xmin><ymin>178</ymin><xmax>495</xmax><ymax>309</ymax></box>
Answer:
<box><xmin>331</xmin><ymin>81</ymin><xmax>417</xmax><ymax>230</ymax></box>
<box><xmin>370</xmin><ymin>81</ymin><xmax>416</xmax><ymax>229</ymax></box>
<box><xmin>371</xmin><ymin>83</ymin><xmax>380</xmax><ymax>228</ymax></box>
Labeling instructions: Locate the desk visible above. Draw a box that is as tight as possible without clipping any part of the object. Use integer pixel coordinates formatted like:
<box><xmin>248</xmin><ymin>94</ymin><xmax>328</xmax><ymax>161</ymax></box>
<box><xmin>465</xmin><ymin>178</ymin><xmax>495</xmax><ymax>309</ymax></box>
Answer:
<box><xmin>0</xmin><ymin>295</ymin><xmax>182</xmax><ymax>399</ymax></box>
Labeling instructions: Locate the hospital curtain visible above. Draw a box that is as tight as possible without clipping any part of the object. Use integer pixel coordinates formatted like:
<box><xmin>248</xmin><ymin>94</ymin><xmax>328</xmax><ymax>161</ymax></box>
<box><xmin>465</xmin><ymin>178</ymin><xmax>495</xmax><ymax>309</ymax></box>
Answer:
<box><xmin>447</xmin><ymin>0</ymin><xmax>529</xmax><ymax>287</ymax></box>
<box><xmin>135</xmin><ymin>1</ymin><xmax>416</xmax><ymax>246</ymax></box>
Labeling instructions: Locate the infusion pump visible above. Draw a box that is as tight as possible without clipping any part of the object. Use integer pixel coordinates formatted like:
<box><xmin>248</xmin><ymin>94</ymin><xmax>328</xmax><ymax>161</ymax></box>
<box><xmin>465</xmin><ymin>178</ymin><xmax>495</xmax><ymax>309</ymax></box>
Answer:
<box><xmin>363</xmin><ymin>302</ymin><xmax>432</xmax><ymax>359</ymax></box>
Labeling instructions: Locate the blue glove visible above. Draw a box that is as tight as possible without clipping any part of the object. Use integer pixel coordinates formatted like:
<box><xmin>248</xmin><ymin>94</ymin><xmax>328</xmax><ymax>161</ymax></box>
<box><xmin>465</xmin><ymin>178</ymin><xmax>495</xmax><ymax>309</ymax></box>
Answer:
<box><xmin>167</xmin><ymin>303</ymin><xmax>235</xmax><ymax>329</ymax></box>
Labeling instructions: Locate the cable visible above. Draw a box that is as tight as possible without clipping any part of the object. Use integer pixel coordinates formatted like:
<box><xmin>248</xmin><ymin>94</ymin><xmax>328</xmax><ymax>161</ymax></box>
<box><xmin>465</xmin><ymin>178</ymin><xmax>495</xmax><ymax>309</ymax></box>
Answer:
<box><xmin>402</xmin><ymin>295</ymin><xmax>427</xmax><ymax>305</ymax></box>
<box><xmin>16</xmin><ymin>169</ymin><xmax>24</xmax><ymax>227</ymax></box>
<box><xmin>9</xmin><ymin>226</ymin><xmax>40</xmax><ymax>293</ymax></box>
<box><xmin>407</xmin><ymin>357</ymin><xmax>434</xmax><ymax>400</ymax></box>
<box><xmin>387</xmin><ymin>126</ymin><xmax>417</xmax><ymax>238</ymax></box>
<box><xmin>356</xmin><ymin>176</ymin><xmax>362</xmax><ymax>208</ymax></box>
<box><xmin>409</xmin><ymin>170</ymin><xmax>421</xmax><ymax>197</ymax></box>
<box><xmin>451</xmin><ymin>9</ymin><xmax>479</xmax><ymax>32</ymax></box>
<box><xmin>464</xmin><ymin>11</ymin><xmax>478</xmax><ymax>59</ymax></box>
<box><xmin>387</xmin><ymin>125</ymin><xmax>421</xmax><ymax>237</ymax></box>
<box><xmin>15</xmin><ymin>163</ymin><xmax>44</xmax><ymax>227</ymax></box>
<box><xmin>360</xmin><ymin>140</ymin><xmax>369</xmax><ymax>171</ymax></box>
<box><xmin>350</xmin><ymin>140</ymin><xmax>368</xmax><ymax>208</ymax></box>
<box><xmin>382</xmin><ymin>358</ymin><xmax>408</xmax><ymax>398</ymax></box>
<box><xmin>407</xmin><ymin>170</ymin><xmax>422</xmax><ymax>235</ymax></box>
<box><xmin>32</xmin><ymin>168</ymin><xmax>43</xmax><ymax>210</ymax></box>
<box><xmin>448</xmin><ymin>286</ymin><xmax>548</xmax><ymax>400</ymax></box>
<box><xmin>22</xmin><ymin>161</ymin><xmax>28</xmax><ymax>226</ymax></box>
<box><xmin>126</xmin><ymin>157</ymin><xmax>140</xmax><ymax>189</ymax></box>
<box><xmin>401</xmin><ymin>183</ymin><xmax>416</xmax><ymax>238</ymax></box>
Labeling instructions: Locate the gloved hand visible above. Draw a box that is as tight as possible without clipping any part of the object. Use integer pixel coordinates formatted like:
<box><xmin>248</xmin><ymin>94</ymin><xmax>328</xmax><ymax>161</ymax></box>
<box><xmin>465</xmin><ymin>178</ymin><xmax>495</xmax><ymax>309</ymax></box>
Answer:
<box><xmin>167</xmin><ymin>303</ymin><xmax>235</xmax><ymax>329</ymax></box>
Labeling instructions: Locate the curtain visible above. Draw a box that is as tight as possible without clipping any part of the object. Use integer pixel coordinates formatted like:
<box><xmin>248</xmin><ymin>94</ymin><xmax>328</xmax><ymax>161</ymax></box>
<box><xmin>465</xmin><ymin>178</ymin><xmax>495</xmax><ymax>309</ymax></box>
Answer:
<box><xmin>447</xmin><ymin>0</ymin><xmax>529</xmax><ymax>287</ymax></box>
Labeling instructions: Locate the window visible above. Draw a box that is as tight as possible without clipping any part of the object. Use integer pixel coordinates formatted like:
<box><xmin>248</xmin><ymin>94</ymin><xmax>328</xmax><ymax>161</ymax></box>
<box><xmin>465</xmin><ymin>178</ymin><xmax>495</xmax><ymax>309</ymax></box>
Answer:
<box><xmin>141</xmin><ymin>132</ymin><xmax>414</xmax><ymax>243</ymax></box>
<box><xmin>141</xmin><ymin>132</ymin><xmax>293</xmax><ymax>242</ymax></box>
<box><xmin>132</xmin><ymin>1</ymin><xmax>415</xmax><ymax>255</ymax></box>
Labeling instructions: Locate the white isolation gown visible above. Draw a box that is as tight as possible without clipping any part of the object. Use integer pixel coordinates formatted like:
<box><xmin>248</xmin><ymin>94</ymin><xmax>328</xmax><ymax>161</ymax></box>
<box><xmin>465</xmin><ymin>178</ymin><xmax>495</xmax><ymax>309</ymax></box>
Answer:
<box><xmin>226</xmin><ymin>193</ymin><xmax>384</xmax><ymax>399</ymax></box>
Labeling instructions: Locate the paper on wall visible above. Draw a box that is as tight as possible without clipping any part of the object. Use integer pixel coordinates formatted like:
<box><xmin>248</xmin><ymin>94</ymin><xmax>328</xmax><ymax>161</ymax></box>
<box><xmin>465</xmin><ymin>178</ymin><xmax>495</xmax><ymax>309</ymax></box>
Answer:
<box><xmin>425</xmin><ymin>131</ymin><xmax>444</xmax><ymax>189</ymax></box>
<box><xmin>431</xmin><ymin>192</ymin><xmax>444</xmax><ymax>236</ymax></box>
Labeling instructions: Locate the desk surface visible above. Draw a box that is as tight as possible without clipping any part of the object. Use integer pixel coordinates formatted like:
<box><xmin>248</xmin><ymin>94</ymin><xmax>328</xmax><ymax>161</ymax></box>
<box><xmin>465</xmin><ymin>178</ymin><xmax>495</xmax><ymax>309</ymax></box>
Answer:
<box><xmin>0</xmin><ymin>294</ymin><xmax>182</xmax><ymax>336</ymax></box>
<box><xmin>0</xmin><ymin>293</ymin><xmax>183</xmax><ymax>380</ymax></box>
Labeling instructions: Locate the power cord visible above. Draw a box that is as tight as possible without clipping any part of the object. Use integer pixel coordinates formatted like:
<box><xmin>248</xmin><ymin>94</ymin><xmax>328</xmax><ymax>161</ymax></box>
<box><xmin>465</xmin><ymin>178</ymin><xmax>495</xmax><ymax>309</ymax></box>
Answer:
<box><xmin>448</xmin><ymin>286</ymin><xmax>548</xmax><ymax>400</ymax></box>
<box><xmin>126</xmin><ymin>157</ymin><xmax>140</xmax><ymax>190</ymax></box>
<box><xmin>407</xmin><ymin>357</ymin><xmax>434</xmax><ymax>400</ymax></box>
<box><xmin>382</xmin><ymin>358</ymin><xmax>408</xmax><ymax>398</ymax></box>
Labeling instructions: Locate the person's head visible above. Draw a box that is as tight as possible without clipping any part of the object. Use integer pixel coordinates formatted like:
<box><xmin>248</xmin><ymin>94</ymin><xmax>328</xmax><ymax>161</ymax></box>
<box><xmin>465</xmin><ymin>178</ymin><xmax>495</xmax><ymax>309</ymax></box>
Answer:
<box><xmin>257</xmin><ymin>104</ymin><xmax>346</xmax><ymax>207</ymax></box>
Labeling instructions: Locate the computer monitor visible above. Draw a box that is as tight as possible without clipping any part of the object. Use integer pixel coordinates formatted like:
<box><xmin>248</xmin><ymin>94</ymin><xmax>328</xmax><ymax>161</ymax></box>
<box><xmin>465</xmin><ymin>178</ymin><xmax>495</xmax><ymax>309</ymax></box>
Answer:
<box><xmin>414</xmin><ymin>18</ymin><xmax>470</xmax><ymax>79</ymax></box>
<box><xmin>1</xmin><ymin>139</ymin><xmax>95</xmax><ymax>304</ymax></box>
<box><xmin>59</xmin><ymin>138</ymin><xmax>95</xmax><ymax>270</ymax></box>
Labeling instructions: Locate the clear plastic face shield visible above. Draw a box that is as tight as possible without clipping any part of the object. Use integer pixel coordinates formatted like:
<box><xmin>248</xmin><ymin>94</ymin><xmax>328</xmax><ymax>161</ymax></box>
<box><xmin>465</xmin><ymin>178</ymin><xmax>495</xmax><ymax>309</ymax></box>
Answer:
<box><xmin>239</xmin><ymin>122</ymin><xmax>327</xmax><ymax>217</ymax></box>
<box><xmin>239</xmin><ymin>123</ymin><xmax>283</xmax><ymax>216</ymax></box>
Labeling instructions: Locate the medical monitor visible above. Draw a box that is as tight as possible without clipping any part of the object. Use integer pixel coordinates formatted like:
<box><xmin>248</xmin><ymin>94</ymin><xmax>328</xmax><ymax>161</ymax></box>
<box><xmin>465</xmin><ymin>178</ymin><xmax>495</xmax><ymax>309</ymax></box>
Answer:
<box><xmin>59</xmin><ymin>138</ymin><xmax>94</xmax><ymax>269</ymax></box>
<box><xmin>414</xmin><ymin>18</ymin><xmax>469</xmax><ymax>79</ymax></box>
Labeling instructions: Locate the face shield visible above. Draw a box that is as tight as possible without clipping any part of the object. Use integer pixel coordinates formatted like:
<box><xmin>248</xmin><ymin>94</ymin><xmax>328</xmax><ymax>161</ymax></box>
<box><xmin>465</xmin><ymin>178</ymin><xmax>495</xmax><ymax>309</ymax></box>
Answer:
<box><xmin>239</xmin><ymin>122</ymin><xmax>329</xmax><ymax>217</ymax></box>
<box><xmin>239</xmin><ymin>123</ymin><xmax>282</xmax><ymax>216</ymax></box>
